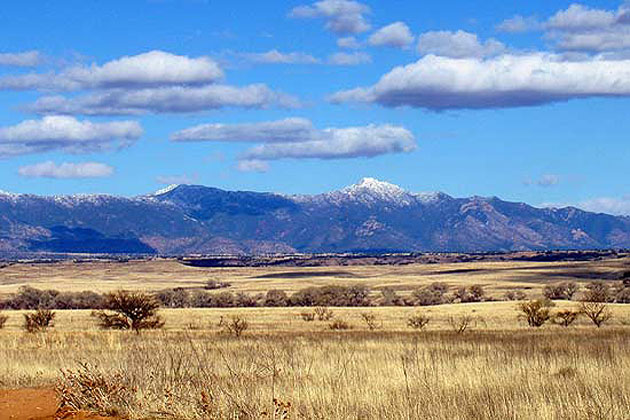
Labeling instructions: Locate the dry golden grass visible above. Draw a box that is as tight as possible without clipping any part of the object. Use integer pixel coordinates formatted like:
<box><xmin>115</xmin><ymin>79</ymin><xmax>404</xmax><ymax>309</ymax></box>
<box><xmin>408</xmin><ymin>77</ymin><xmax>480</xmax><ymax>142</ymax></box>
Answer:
<box><xmin>1</xmin><ymin>258</ymin><xmax>630</xmax><ymax>419</ymax></box>
<box><xmin>2</xmin><ymin>256</ymin><xmax>629</xmax><ymax>300</ymax></box>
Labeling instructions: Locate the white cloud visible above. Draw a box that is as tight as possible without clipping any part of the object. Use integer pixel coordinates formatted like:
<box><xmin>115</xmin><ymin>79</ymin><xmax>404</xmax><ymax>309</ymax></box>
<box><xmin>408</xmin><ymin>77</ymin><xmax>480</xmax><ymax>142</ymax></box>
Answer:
<box><xmin>576</xmin><ymin>196</ymin><xmax>630</xmax><ymax>216</ymax></box>
<box><xmin>496</xmin><ymin>15</ymin><xmax>540</xmax><ymax>33</ymax></box>
<box><xmin>236</xmin><ymin>159</ymin><xmax>270</xmax><ymax>173</ymax></box>
<box><xmin>289</xmin><ymin>0</ymin><xmax>371</xmax><ymax>35</ymax></box>
<box><xmin>337</xmin><ymin>36</ymin><xmax>362</xmax><ymax>49</ymax></box>
<box><xmin>156</xmin><ymin>173</ymin><xmax>199</xmax><ymax>185</ymax></box>
<box><xmin>0</xmin><ymin>50</ymin><xmax>223</xmax><ymax>91</ymax></box>
<box><xmin>0</xmin><ymin>116</ymin><xmax>142</xmax><ymax>157</ymax></box>
<box><xmin>525</xmin><ymin>174</ymin><xmax>560</xmax><ymax>187</ymax></box>
<box><xmin>330</xmin><ymin>53</ymin><xmax>630</xmax><ymax>110</ymax></box>
<box><xmin>172</xmin><ymin>118</ymin><xmax>316</xmax><ymax>142</ymax></box>
<box><xmin>417</xmin><ymin>30</ymin><xmax>506</xmax><ymax>58</ymax></box>
<box><xmin>28</xmin><ymin>84</ymin><xmax>298</xmax><ymax>115</ymax></box>
<box><xmin>546</xmin><ymin>4</ymin><xmax>617</xmax><ymax>31</ymax></box>
<box><xmin>242</xmin><ymin>49</ymin><xmax>320</xmax><ymax>64</ymax></box>
<box><xmin>328</xmin><ymin>51</ymin><xmax>371</xmax><ymax>65</ymax></box>
<box><xmin>240</xmin><ymin>124</ymin><xmax>416</xmax><ymax>161</ymax></box>
<box><xmin>0</xmin><ymin>51</ymin><xmax>42</xmax><ymax>67</ymax></box>
<box><xmin>369</xmin><ymin>22</ymin><xmax>414</xmax><ymax>48</ymax></box>
<box><xmin>172</xmin><ymin>118</ymin><xmax>416</xmax><ymax>163</ymax></box>
<box><xmin>18</xmin><ymin>161</ymin><xmax>114</xmax><ymax>179</ymax></box>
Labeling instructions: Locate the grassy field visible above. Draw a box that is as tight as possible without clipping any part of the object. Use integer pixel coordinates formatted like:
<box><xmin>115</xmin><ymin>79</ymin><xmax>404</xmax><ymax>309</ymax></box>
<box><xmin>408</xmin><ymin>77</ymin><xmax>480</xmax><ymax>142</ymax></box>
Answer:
<box><xmin>1</xmin><ymin>256</ymin><xmax>629</xmax><ymax>299</ymax></box>
<box><xmin>1</xmin><ymin>258</ymin><xmax>629</xmax><ymax>419</ymax></box>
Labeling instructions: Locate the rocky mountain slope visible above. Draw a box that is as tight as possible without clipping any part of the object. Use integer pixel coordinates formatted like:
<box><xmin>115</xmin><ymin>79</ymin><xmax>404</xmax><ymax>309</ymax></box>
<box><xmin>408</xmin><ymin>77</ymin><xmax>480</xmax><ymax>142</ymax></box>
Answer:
<box><xmin>1</xmin><ymin>178</ymin><xmax>629</xmax><ymax>255</ymax></box>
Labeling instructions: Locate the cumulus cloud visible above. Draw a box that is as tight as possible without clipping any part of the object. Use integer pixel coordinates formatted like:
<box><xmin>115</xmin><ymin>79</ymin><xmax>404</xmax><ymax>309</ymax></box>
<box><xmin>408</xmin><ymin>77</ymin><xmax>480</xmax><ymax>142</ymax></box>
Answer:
<box><xmin>524</xmin><ymin>174</ymin><xmax>560</xmax><ymax>187</ymax></box>
<box><xmin>416</xmin><ymin>30</ymin><xmax>506</xmax><ymax>58</ymax></box>
<box><xmin>172</xmin><ymin>118</ymin><xmax>316</xmax><ymax>143</ymax></box>
<box><xmin>242</xmin><ymin>49</ymin><xmax>320</xmax><ymax>64</ymax></box>
<box><xmin>0</xmin><ymin>51</ymin><xmax>42</xmax><ymax>67</ymax></box>
<box><xmin>369</xmin><ymin>22</ymin><xmax>414</xmax><ymax>48</ymax></box>
<box><xmin>289</xmin><ymin>0</ymin><xmax>371</xmax><ymax>35</ymax></box>
<box><xmin>239</xmin><ymin>124</ymin><xmax>416</xmax><ymax>161</ymax></box>
<box><xmin>18</xmin><ymin>161</ymin><xmax>114</xmax><ymax>179</ymax></box>
<box><xmin>0</xmin><ymin>116</ymin><xmax>142</xmax><ymax>157</ymax></box>
<box><xmin>236</xmin><ymin>159</ymin><xmax>270</xmax><ymax>173</ymax></box>
<box><xmin>172</xmin><ymin>118</ymin><xmax>416</xmax><ymax>165</ymax></box>
<box><xmin>499</xmin><ymin>4</ymin><xmax>630</xmax><ymax>53</ymax></box>
<box><xmin>330</xmin><ymin>53</ymin><xmax>630</xmax><ymax>110</ymax></box>
<box><xmin>496</xmin><ymin>15</ymin><xmax>540</xmax><ymax>33</ymax></box>
<box><xmin>337</xmin><ymin>36</ymin><xmax>362</xmax><ymax>49</ymax></box>
<box><xmin>328</xmin><ymin>51</ymin><xmax>371</xmax><ymax>65</ymax></box>
<box><xmin>28</xmin><ymin>84</ymin><xmax>298</xmax><ymax>115</ymax></box>
<box><xmin>0</xmin><ymin>50</ymin><xmax>223</xmax><ymax>91</ymax></box>
<box><xmin>156</xmin><ymin>173</ymin><xmax>199</xmax><ymax>185</ymax></box>
<box><xmin>576</xmin><ymin>196</ymin><xmax>630</xmax><ymax>216</ymax></box>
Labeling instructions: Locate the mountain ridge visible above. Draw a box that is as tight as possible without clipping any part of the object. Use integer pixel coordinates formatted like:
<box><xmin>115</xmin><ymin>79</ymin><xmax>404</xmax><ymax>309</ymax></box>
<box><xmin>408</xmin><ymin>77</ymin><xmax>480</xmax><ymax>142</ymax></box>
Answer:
<box><xmin>1</xmin><ymin>178</ymin><xmax>629</xmax><ymax>255</ymax></box>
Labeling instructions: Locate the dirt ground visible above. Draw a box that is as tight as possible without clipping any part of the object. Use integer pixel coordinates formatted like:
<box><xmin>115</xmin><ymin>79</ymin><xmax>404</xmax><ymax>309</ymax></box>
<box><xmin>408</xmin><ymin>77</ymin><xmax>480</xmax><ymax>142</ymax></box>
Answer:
<box><xmin>0</xmin><ymin>388</ymin><xmax>116</xmax><ymax>420</ymax></box>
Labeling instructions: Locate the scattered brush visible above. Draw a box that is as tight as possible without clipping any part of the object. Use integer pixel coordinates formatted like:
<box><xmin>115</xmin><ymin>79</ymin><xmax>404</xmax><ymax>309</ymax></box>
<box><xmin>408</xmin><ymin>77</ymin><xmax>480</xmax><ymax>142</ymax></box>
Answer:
<box><xmin>23</xmin><ymin>309</ymin><xmax>55</xmax><ymax>333</ymax></box>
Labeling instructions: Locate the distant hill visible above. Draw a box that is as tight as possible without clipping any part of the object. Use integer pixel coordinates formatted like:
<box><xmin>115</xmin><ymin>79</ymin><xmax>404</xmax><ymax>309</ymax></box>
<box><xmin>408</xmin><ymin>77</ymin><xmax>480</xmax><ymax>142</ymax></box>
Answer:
<box><xmin>1</xmin><ymin>178</ymin><xmax>630</xmax><ymax>255</ymax></box>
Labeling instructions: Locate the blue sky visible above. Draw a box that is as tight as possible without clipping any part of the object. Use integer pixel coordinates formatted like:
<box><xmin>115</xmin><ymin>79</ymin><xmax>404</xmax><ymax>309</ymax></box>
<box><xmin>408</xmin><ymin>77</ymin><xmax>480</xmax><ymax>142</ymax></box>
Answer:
<box><xmin>1</xmin><ymin>0</ymin><xmax>629</xmax><ymax>215</ymax></box>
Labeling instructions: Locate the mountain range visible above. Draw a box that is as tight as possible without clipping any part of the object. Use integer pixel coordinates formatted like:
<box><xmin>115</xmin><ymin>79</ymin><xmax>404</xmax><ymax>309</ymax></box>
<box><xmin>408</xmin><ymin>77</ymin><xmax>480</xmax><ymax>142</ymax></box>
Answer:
<box><xmin>1</xmin><ymin>177</ymin><xmax>630</xmax><ymax>256</ymax></box>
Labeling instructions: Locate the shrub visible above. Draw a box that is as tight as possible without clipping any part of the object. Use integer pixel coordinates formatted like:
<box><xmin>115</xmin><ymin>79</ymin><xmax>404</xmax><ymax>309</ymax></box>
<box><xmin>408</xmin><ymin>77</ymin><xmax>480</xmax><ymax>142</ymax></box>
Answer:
<box><xmin>23</xmin><ymin>309</ymin><xmax>55</xmax><ymax>333</ymax></box>
<box><xmin>314</xmin><ymin>306</ymin><xmax>334</xmax><ymax>321</ymax></box>
<box><xmin>264</xmin><ymin>290</ymin><xmax>288</xmax><ymax>307</ymax></box>
<box><xmin>448</xmin><ymin>314</ymin><xmax>475</xmax><ymax>334</ymax></box>
<box><xmin>579</xmin><ymin>301</ymin><xmax>612</xmax><ymax>328</ymax></box>
<box><xmin>289</xmin><ymin>285</ymin><xmax>371</xmax><ymax>307</ymax></box>
<box><xmin>407</xmin><ymin>313</ymin><xmax>430</xmax><ymax>330</ymax></box>
<box><xmin>219</xmin><ymin>315</ymin><xmax>249</xmax><ymax>337</ymax></box>
<box><xmin>612</xmin><ymin>281</ymin><xmax>630</xmax><ymax>303</ymax></box>
<box><xmin>205</xmin><ymin>279</ymin><xmax>231</xmax><ymax>290</ymax></box>
<box><xmin>543</xmin><ymin>282</ymin><xmax>579</xmax><ymax>300</ymax></box>
<box><xmin>412</xmin><ymin>283</ymin><xmax>449</xmax><ymax>306</ymax></box>
<box><xmin>454</xmin><ymin>285</ymin><xmax>486</xmax><ymax>303</ymax></box>
<box><xmin>360</xmin><ymin>312</ymin><xmax>380</xmax><ymax>330</ymax></box>
<box><xmin>328</xmin><ymin>319</ymin><xmax>351</xmax><ymax>330</ymax></box>
<box><xmin>583</xmin><ymin>281</ymin><xmax>611</xmax><ymax>302</ymax></box>
<box><xmin>553</xmin><ymin>310</ymin><xmax>579</xmax><ymax>327</ymax></box>
<box><xmin>92</xmin><ymin>290</ymin><xmax>164</xmax><ymax>333</ymax></box>
<box><xmin>504</xmin><ymin>290</ymin><xmax>527</xmax><ymax>301</ymax></box>
<box><xmin>0</xmin><ymin>313</ymin><xmax>8</xmax><ymax>329</ymax></box>
<box><xmin>300</xmin><ymin>312</ymin><xmax>316</xmax><ymax>322</ymax></box>
<box><xmin>518</xmin><ymin>299</ymin><xmax>554</xmax><ymax>327</ymax></box>
<box><xmin>155</xmin><ymin>288</ymin><xmax>191</xmax><ymax>308</ymax></box>
<box><xmin>380</xmin><ymin>287</ymin><xmax>404</xmax><ymax>306</ymax></box>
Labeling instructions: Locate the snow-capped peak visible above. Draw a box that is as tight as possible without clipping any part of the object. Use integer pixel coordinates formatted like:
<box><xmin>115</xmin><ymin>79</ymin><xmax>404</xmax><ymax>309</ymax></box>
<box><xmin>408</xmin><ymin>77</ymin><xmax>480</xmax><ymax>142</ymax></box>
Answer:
<box><xmin>151</xmin><ymin>184</ymin><xmax>180</xmax><ymax>197</ymax></box>
<box><xmin>342</xmin><ymin>177</ymin><xmax>407</xmax><ymax>199</ymax></box>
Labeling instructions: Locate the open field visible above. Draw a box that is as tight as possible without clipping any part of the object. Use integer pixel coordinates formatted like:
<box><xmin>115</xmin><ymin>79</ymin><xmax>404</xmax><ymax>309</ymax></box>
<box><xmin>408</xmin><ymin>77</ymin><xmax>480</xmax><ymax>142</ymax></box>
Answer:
<box><xmin>1</xmin><ymin>255</ymin><xmax>629</xmax><ymax>299</ymax></box>
<box><xmin>1</xmin><ymin>257</ymin><xmax>630</xmax><ymax>419</ymax></box>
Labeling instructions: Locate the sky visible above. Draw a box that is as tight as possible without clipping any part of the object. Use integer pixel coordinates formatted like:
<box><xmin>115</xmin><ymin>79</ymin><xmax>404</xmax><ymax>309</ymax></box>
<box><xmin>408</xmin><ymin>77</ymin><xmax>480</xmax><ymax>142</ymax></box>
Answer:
<box><xmin>1</xmin><ymin>0</ymin><xmax>629</xmax><ymax>215</ymax></box>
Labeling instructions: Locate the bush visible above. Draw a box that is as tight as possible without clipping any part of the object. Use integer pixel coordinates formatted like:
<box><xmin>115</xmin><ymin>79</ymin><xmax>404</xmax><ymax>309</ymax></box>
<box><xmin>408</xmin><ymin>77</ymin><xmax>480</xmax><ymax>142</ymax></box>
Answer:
<box><xmin>300</xmin><ymin>312</ymin><xmax>316</xmax><ymax>322</ymax></box>
<box><xmin>264</xmin><ymin>290</ymin><xmax>288</xmax><ymax>307</ymax></box>
<box><xmin>205</xmin><ymin>279</ymin><xmax>231</xmax><ymax>290</ymax></box>
<box><xmin>314</xmin><ymin>307</ymin><xmax>334</xmax><ymax>321</ymax></box>
<box><xmin>454</xmin><ymin>285</ymin><xmax>486</xmax><ymax>303</ymax></box>
<box><xmin>380</xmin><ymin>287</ymin><xmax>404</xmax><ymax>306</ymax></box>
<box><xmin>92</xmin><ymin>291</ymin><xmax>164</xmax><ymax>333</ymax></box>
<box><xmin>289</xmin><ymin>285</ymin><xmax>371</xmax><ymax>307</ymax></box>
<box><xmin>504</xmin><ymin>290</ymin><xmax>527</xmax><ymax>301</ymax></box>
<box><xmin>407</xmin><ymin>313</ymin><xmax>430</xmax><ymax>330</ymax></box>
<box><xmin>579</xmin><ymin>301</ymin><xmax>612</xmax><ymax>328</ymax></box>
<box><xmin>219</xmin><ymin>315</ymin><xmax>248</xmax><ymax>337</ymax></box>
<box><xmin>328</xmin><ymin>319</ymin><xmax>351</xmax><ymax>330</ymax></box>
<box><xmin>412</xmin><ymin>283</ymin><xmax>450</xmax><ymax>306</ymax></box>
<box><xmin>155</xmin><ymin>288</ymin><xmax>191</xmax><ymax>308</ymax></box>
<box><xmin>543</xmin><ymin>282</ymin><xmax>579</xmax><ymax>300</ymax></box>
<box><xmin>23</xmin><ymin>309</ymin><xmax>55</xmax><ymax>333</ymax></box>
<box><xmin>0</xmin><ymin>313</ymin><xmax>8</xmax><ymax>329</ymax></box>
<box><xmin>583</xmin><ymin>281</ymin><xmax>611</xmax><ymax>302</ymax></box>
<box><xmin>518</xmin><ymin>299</ymin><xmax>554</xmax><ymax>327</ymax></box>
<box><xmin>360</xmin><ymin>312</ymin><xmax>380</xmax><ymax>330</ymax></box>
<box><xmin>448</xmin><ymin>314</ymin><xmax>475</xmax><ymax>334</ymax></box>
<box><xmin>553</xmin><ymin>310</ymin><xmax>579</xmax><ymax>327</ymax></box>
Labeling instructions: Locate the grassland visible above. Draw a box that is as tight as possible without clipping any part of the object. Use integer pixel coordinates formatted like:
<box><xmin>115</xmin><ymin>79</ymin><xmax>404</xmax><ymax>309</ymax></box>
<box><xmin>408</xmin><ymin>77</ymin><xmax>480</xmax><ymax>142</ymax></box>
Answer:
<box><xmin>1</xmin><ymin>257</ymin><xmax>629</xmax><ymax>419</ymax></box>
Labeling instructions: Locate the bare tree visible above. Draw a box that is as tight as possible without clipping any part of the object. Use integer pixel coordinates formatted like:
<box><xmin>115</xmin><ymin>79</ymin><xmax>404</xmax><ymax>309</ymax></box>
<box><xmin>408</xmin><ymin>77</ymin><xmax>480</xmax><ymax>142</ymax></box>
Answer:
<box><xmin>579</xmin><ymin>301</ymin><xmax>612</xmax><ymax>328</ymax></box>
<box><xmin>92</xmin><ymin>290</ymin><xmax>164</xmax><ymax>333</ymax></box>
<box><xmin>448</xmin><ymin>314</ymin><xmax>475</xmax><ymax>334</ymax></box>
<box><xmin>553</xmin><ymin>310</ymin><xmax>579</xmax><ymax>327</ymax></box>
<box><xmin>518</xmin><ymin>300</ymin><xmax>554</xmax><ymax>327</ymax></box>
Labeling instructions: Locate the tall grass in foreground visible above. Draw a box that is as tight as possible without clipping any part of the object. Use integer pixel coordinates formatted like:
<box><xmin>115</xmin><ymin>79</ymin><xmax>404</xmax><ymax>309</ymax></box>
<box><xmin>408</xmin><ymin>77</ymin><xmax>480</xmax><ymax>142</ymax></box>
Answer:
<box><xmin>1</xmin><ymin>328</ymin><xmax>628</xmax><ymax>419</ymax></box>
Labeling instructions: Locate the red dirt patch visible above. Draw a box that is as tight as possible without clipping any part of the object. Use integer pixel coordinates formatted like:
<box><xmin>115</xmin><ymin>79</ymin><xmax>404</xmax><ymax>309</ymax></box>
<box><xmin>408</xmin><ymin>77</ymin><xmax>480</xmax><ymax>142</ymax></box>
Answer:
<box><xmin>0</xmin><ymin>389</ymin><xmax>118</xmax><ymax>420</ymax></box>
